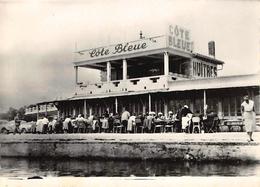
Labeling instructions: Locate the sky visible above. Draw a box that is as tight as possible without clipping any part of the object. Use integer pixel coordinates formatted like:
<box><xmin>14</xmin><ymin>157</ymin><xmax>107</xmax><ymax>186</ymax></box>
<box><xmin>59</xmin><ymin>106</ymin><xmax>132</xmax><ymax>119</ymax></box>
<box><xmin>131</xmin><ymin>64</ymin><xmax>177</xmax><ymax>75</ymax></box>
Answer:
<box><xmin>0</xmin><ymin>0</ymin><xmax>259</xmax><ymax>112</ymax></box>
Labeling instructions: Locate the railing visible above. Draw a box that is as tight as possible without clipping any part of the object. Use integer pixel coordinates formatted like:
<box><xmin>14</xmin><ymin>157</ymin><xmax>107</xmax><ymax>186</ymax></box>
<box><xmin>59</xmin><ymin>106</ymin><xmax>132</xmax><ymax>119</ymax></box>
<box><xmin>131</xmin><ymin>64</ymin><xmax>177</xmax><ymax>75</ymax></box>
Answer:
<box><xmin>75</xmin><ymin>75</ymin><xmax>169</xmax><ymax>96</ymax></box>
<box><xmin>25</xmin><ymin>105</ymin><xmax>58</xmax><ymax>115</ymax></box>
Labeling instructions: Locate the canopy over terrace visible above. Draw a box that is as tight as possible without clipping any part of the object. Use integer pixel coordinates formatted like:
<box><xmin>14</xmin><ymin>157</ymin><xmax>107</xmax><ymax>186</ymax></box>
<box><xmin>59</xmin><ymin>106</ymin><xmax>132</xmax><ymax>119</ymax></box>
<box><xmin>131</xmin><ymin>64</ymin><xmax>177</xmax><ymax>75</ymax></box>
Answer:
<box><xmin>72</xmin><ymin>32</ymin><xmax>224</xmax><ymax>86</ymax></box>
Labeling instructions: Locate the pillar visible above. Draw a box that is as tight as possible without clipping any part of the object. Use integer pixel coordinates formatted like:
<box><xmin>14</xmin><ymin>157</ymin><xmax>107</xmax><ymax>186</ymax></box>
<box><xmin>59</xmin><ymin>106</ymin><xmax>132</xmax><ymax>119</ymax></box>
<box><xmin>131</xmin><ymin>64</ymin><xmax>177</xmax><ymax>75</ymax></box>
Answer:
<box><xmin>73</xmin><ymin>107</ymin><xmax>76</xmax><ymax>117</ymax></box>
<box><xmin>164</xmin><ymin>101</ymin><xmax>168</xmax><ymax>117</ymax></box>
<box><xmin>106</xmin><ymin>61</ymin><xmax>111</xmax><ymax>82</ymax></box>
<box><xmin>123</xmin><ymin>59</ymin><xmax>127</xmax><ymax>80</ymax></box>
<box><xmin>203</xmin><ymin>90</ymin><xmax>207</xmax><ymax>116</ymax></box>
<box><xmin>115</xmin><ymin>97</ymin><xmax>118</xmax><ymax>114</ymax></box>
<box><xmin>36</xmin><ymin>105</ymin><xmax>39</xmax><ymax>120</ymax></box>
<box><xmin>154</xmin><ymin>100</ymin><xmax>158</xmax><ymax>113</ymax></box>
<box><xmin>45</xmin><ymin>104</ymin><xmax>48</xmax><ymax>116</ymax></box>
<box><xmin>75</xmin><ymin>66</ymin><xmax>78</xmax><ymax>84</ymax></box>
<box><xmin>143</xmin><ymin>102</ymin><xmax>146</xmax><ymax>114</ymax></box>
<box><xmin>89</xmin><ymin>107</ymin><xmax>92</xmax><ymax>116</ymax></box>
<box><xmin>164</xmin><ymin>52</ymin><xmax>169</xmax><ymax>76</ymax></box>
<box><xmin>148</xmin><ymin>94</ymin><xmax>151</xmax><ymax>112</ymax></box>
<box><xmin>84</xmin><ymin>100</ymin><xmax>87</xmax><ymax>118</ymax></box>
<box><xmin>218</xmin><ymin>100</ymin><xmax>223</xmax><ymax>118</ymax></box>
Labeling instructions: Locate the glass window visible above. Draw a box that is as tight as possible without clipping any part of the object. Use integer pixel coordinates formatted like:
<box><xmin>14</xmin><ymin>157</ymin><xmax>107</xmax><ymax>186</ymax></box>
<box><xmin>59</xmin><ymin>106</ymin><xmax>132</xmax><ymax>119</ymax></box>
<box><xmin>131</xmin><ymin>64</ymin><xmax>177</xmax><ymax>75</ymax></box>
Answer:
<box><xmin>254</xmin><ymin>94</ymin><xmax>260</xmax><ymax>115</ymax></box>
<box><xmin>236</xmin><ymin>96</ymin><xmax>242</xmax><ymax>116</ymax></box>
<box><xmin>223</xmin><ymin>97</ymin><xmax>229</xmax><ymax>116</ymax></box>
<box><xmin>230</xmin><ymin>97</ymin><xmax>236</xmax><ymax>116</ymax></box>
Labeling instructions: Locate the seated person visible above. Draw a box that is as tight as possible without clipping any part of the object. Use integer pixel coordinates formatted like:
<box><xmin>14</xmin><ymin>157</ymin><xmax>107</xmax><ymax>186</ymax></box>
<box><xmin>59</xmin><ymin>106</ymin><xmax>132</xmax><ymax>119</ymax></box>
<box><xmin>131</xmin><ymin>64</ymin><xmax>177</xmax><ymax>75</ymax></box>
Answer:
<box><xmin>204</xmin><ymin>110</ymin><xmax>219</xmax><ymax>132</ymax></box>
<box><xmin>127</xmin><ymin>114</ymin><xmax>136</xmax><ymax>133</ymax></box>
<box><xmin>180</xmin><ymin>105</ymin><xmax>193</xmax><ymax>133</ymax></box>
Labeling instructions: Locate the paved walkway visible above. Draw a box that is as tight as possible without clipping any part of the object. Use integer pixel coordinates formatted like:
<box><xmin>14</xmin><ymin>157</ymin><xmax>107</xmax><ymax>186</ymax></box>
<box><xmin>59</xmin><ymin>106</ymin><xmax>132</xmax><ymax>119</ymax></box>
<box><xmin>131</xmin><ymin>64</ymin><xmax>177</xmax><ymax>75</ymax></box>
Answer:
<box><xmin>1</xmin><ymin>132</ymin><xmax>260</xmax><ymax>143</ymax></box>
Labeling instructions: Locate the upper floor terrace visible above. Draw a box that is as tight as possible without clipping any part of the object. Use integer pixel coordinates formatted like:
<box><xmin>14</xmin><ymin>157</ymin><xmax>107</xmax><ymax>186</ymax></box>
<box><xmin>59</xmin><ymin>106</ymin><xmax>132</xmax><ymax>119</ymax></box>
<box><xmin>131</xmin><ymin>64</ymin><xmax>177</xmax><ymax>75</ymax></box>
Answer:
<box><xmin>72</xmin><ymin>25</ymin><xmax>224</xmax><ymax>98</ymax></box>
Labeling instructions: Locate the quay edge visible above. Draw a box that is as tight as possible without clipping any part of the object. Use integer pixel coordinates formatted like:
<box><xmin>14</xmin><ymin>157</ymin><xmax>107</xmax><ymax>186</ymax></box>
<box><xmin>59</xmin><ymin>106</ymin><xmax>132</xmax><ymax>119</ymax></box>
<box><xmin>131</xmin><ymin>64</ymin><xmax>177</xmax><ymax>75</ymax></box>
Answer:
<box><xmin>0</xmin><ymin>133</ymin><xmax>260</xmax><ymax>161</ymax></box>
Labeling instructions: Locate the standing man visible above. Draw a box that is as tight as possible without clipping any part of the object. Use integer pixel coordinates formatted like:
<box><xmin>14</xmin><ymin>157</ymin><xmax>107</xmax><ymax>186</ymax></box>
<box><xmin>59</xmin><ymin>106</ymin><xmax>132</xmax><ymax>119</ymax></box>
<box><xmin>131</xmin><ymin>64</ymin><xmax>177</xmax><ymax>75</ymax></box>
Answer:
<box><xmin>14</xmin><ymin>114</ymin><xmax>21</xmax><ymax>134</ymax></box>
<box><xmin>121</xmin><ymin>107</ymin><xmax>130</xmax><ymax>133</ymax></box>
<box><xmin>42</xmin><ymin>115</ymin><xmax>49</xmax><ymax>134</ymax></box>
<box><xmin>241</xmin><ymin>95</ymin><xmax>256</xmax><ymax>142</ymax></box>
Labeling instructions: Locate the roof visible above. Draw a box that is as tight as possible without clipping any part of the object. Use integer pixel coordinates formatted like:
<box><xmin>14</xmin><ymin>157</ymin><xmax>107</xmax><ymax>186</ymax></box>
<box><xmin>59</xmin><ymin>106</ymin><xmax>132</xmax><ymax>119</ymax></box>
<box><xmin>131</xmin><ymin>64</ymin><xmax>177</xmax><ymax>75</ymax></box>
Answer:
<box><xmin>73</xmin><ymin>35</ymin><xmax>224</xmax><ymax>66</ymax></box>
<box><xmin>192</xmin><ymin>53</ymin><xmax>224</xmax><ymax>65</ymax></box>
<box><xmin>168</xmin><ymin>74</ymin><xmax>260</xmax><ymax>92</ymax></box>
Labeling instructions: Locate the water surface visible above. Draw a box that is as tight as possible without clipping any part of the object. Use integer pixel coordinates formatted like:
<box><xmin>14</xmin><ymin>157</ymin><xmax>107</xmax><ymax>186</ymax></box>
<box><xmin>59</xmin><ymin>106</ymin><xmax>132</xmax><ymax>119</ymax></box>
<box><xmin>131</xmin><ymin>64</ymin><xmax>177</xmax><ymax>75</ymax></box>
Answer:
<box><xmin>1</xmin><ymin>157</ymin><xmax>260</xmax><ymax>177</ymax></box>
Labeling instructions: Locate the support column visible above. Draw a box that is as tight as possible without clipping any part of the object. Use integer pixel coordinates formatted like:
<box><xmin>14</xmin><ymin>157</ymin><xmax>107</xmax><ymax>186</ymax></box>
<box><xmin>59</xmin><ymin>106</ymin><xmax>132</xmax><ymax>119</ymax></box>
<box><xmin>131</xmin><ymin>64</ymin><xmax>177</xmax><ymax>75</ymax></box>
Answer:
<box><xmin>84</xmin><ymin>100</ymin><xmax>87</xmax><ymax>118</ymax></box>
<box><xmin>143</xmin><ymin>104</ymin><xmax>146</xmax><ymax>114</ymax></box>
<box><xmin>164</xmin><ymin>52</ymin><xmax>169</xmax><ymax>76</ymax></box>
<box><xmin>148</xmin><ymin>94</ymin><xmax>151</xmax><ymax>112</ymax></box>
<box><xmin>203</xmin><ymin>90</ymin><xmax>207</xmax><ymax>116</ymax></box>
<box><xmin>218</xmin><ymin>99</ymin><xmax>223</xmax><ymax>118</ymax></box>
<box><xmin>36</xmin><ymin>105</ymin><xmax>39</xmax><ymax>120</ymax></box>
<box><xmin>75</xmin><ymin>66</ymin><xmax>78</xmax><ymax>84</ymax></box>
<box><xmin>190</xmin><ymin>102</ymin><xmax>194</xmax><ymax>113</ymax></box>
<box><xmin>115</xmin><ymin>97</ymin><xmax>118</xmax><ymax>114</ymax></box>
<box><xmin>89</xmin><ymin>107</ymin><xmax>92</xmax><ymax>116</ymax></box>
<box><xmin>164</xmin><ymin>101</ymin><xmax>168</xmax><ymax>117</ymax></box>
<box><xmin>45</xmin><ymin>104</ymin><xmax>48</xmax><ymax>116</ymax></box>
<box><xmin>123</xmin><ymin>59</ymin><xmax>127</xmax><ymax>80</ymax></box>
<box><xmin>106</xmin><ymin>61</ymin><xmax>111</xmax><ymax>82</ymax></box>
<box><xmin>154</xmin><ymin>100</ymin><xmax>158</xmax><ymax>113</ymax></box>
<box><xmin>73</xmin><ymin>107</ymin><xmax>76</xmax><ymax>117</ymax></box>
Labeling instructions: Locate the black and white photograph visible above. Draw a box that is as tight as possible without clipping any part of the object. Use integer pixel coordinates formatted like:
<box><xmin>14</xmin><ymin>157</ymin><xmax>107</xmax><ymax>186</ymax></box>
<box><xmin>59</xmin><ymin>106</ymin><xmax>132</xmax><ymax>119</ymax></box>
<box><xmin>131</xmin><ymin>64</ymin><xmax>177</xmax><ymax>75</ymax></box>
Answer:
<box><xmin>0</xmin><ymin>0</ymin><xmax>260</xmax><ymax>186</ymax></box>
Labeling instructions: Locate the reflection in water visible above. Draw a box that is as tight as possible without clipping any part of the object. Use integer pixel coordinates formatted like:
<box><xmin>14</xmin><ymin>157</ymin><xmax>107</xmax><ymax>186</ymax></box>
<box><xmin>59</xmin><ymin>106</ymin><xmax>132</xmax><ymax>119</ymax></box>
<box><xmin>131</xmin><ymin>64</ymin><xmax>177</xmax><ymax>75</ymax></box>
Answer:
<box><xmin>0</xmin><ymin>157</ymin><xmax>260</xmax><ymax>177</ymax></box>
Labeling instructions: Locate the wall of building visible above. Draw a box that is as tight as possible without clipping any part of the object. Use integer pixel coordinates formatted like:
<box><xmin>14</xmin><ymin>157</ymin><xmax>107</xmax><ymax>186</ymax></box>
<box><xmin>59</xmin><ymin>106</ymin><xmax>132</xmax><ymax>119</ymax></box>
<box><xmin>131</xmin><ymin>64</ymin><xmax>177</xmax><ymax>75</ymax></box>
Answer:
<box><xmin>60</xmin><ymin>87</ymin><xmax>260</xmax><ymax>118</ymax></box>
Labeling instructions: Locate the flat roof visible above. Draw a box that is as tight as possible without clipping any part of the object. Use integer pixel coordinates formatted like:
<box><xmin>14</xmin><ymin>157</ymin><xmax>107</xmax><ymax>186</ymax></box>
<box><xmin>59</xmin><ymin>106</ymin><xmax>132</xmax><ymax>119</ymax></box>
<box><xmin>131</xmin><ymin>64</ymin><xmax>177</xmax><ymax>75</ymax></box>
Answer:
<box><xmin>73</xmin><ymin>35</ymin><xmax>224</xmax><ymax>67</ymax></box>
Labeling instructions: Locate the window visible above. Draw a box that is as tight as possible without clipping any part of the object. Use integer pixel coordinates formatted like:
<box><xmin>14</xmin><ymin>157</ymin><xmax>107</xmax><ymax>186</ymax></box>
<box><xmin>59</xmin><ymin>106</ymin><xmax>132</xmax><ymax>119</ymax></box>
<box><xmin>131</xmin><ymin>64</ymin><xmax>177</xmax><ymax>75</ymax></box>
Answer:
<box><xmin>223</xmin><ymin>97</ymin><xmax>229</xmax><ymax>116</ymax></box>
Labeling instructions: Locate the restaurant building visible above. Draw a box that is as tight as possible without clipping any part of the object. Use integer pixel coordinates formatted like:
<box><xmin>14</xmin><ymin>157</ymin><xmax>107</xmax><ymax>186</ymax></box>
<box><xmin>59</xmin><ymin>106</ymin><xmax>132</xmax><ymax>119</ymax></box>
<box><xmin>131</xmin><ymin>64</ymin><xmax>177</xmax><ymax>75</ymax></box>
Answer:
<box><xmin>25</xmin><ymin>25</ymin><xmax>260</xmax><ymax>122</ymax></box>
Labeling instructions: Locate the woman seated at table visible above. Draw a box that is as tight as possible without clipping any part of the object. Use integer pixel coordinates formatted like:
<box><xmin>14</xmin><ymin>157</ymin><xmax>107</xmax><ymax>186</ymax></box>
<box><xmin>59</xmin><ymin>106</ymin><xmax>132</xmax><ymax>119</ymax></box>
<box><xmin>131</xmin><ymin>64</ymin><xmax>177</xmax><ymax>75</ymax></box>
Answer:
<box><xmin>203</xmin><ymin>110</ymin><xmax>219</xmax><ymax>132</ymax></box>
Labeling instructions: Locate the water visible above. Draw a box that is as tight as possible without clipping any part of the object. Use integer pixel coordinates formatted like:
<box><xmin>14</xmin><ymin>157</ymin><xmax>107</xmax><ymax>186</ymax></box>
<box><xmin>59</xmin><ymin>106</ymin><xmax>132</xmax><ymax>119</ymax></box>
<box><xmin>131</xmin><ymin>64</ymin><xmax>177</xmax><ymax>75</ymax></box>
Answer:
<box><xmin>1</xmin><ymin>157</ymin><xmax>260</xmax><ymax>177</ymax></box>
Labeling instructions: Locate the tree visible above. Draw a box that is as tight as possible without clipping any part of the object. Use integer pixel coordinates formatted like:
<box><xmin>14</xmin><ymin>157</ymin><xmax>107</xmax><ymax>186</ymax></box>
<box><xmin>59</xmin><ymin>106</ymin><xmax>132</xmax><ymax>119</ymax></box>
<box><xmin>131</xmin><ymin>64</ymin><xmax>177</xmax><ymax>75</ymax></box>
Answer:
<box><xmin>7</xmin><ymin>107</ymin><xmax>17</xmax><ymax>120</ymax></box>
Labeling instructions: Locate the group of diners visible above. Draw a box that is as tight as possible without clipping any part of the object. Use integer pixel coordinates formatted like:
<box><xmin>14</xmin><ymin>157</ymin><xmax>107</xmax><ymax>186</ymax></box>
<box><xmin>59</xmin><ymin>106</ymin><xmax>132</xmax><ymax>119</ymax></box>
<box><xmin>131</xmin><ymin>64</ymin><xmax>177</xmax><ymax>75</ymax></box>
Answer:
<box><xmin>33</xmin><ymin>105</ymin><xmax>220</xmax><ymax>134</ymax></box>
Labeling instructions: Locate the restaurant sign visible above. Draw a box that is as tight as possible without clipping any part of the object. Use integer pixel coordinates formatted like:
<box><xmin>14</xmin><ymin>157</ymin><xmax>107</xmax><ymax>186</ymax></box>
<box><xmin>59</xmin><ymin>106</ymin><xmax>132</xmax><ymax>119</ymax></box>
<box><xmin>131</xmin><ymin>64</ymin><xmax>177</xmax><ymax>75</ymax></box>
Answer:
<box><xmin>168</xmin><ymin>25</ymin><xmax>194</xmax><ymax>53</ymax></box>
<box><xmin>75</xmin><ymin>36</ymin><xmax>166</xmax><ymax>61</ymax></box>
<box><xmin>192</xmin><ymin>59</ymin><xmax>217</xmax><ymax>78</ymax></box>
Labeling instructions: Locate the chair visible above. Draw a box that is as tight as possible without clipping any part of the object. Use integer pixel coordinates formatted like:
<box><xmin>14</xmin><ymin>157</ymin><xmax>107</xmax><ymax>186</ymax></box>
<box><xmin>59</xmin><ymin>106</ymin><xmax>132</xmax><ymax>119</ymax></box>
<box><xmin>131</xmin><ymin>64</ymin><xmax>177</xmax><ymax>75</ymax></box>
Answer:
<box><xmin>134</xmin><ymin>118</ymin><xmax>142</xmax><ymax>133</ymax></box>
<box><xmin>182</xmin><ymin>116</ymin><xmax>191</xmax><ymax>133</ymax></box>
<box><xmin>208</xmin><ymin>117</ymin><xmax>219</xmax><ymax>133</ymax></box>
<box><xmin>192</xmin><ymin>117</ymin><xmax>201</xmax><ymax>133</ymax></box>
<box><xmin>135</xmin><ymin>125</ymin><xmax>145</xmax><ymax>133</ymax></box>
<box><xmin>115</xmin><ymin>124</ymin><xmax>125</xmax><ymax>133</ymax></box>
<box><xmin>112</xmin><ymin>119</ymin><xmax>122</xmax><ymax>133</ymax></box>
<box><xmin>154</xmin><ymin>120</ymin><xmax>165</xmax><ymax>133</ymax></box>
<box><xmin>113</xmin><ymin>120</ymin><xmax>125</xmax><ymax>133</ymax></box>
<box><xmin>164</xmin><ymin>121</ymin><xmax>174</xmax><ymax>133</ymax></box>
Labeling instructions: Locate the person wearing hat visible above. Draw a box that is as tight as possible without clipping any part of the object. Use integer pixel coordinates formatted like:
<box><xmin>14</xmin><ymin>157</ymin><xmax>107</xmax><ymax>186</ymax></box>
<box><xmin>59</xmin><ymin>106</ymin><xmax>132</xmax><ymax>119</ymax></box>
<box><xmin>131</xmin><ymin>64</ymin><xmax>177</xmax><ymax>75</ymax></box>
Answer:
<box><xmin>241</xmin><ymin>95</ymin><xmax>256</xmax><ymax>142</ymax></box>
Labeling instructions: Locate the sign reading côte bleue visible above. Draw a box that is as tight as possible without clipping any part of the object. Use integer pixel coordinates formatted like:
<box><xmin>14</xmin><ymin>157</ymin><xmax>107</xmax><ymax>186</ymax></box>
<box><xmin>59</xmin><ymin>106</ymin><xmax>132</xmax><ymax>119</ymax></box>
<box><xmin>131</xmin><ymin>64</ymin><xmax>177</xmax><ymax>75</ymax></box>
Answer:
<box><xmin>168</xmin><ymin>25</ymin><xmax>194</xmax><ymax>53</ymax></box>
<box><xmin>75</xmin><ymin>24</ymin><xmax>194</xmax><ymax>62</ymax></box>
<box><xmin>76</xmin><ymin>36</ymin><xmax>166</xmax><ymax>61</ymax></box>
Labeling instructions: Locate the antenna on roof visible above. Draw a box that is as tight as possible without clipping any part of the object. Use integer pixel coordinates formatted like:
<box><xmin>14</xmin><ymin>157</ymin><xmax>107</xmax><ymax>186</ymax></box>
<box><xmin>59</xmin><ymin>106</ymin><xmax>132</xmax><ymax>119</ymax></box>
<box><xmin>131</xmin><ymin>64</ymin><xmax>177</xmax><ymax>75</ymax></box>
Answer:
<box><xmin>139</xmin><ymin>31</ymin><xmax>145</xmax><ymax>39</ymax></box>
